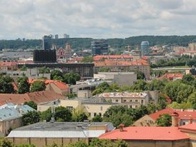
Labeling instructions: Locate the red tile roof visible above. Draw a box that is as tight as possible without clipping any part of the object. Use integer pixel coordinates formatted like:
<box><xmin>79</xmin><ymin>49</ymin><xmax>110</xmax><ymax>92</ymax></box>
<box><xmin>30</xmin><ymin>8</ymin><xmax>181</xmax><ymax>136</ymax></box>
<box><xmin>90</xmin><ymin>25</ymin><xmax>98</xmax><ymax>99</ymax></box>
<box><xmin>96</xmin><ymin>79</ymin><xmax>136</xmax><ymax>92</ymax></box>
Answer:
<box><xmin>94</xmin><ymin>58</ymin><xmax>149</xmax><ymax>67</ymax></box>
<box><xmin>28</xmin><ymin>79</ymin><xmax>69</xmax><ymax>90</ymax></box>
<box><xmin>93</xmin><ymin>55</ymin><xmax>133</xmax><ymax>61</ymax></box>
<box><xmin>159</xmin><ymin>73</ymin><xmax>183</xmax><ymax>80</ymax></box>
<box><xmin>149</xmin><ymin>108</ymin><xmax>196</xmax><ymax>120</ymax></box>
<box><xmin>99</xmin><ymin>127</ymin><xmax>189</xmax><ymax>141</ymax></box>
<box><xmin>179</xmin><ymin>123</ymin><xmax>196</xmax><ymax>132</ymax></box>
<box><xmin>0</xmin><ymin>90</ymin><xmax>65</xmax><ymax>105</ymax></box>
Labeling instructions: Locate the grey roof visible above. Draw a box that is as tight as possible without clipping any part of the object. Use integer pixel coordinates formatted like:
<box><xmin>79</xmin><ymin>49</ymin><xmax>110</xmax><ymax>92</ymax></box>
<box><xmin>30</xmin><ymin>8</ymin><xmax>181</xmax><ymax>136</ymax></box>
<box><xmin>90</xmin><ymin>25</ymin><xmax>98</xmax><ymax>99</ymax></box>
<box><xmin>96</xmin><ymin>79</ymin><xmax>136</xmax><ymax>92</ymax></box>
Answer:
<box><xmin>0</xmin><ymin>103</ymin><xmax>35</xmax><ymax>121</ymax></box>
<box><xmin>8</xmin><ymin>122</ymin><xmax>115</xmax><ymax>138</ymax></box>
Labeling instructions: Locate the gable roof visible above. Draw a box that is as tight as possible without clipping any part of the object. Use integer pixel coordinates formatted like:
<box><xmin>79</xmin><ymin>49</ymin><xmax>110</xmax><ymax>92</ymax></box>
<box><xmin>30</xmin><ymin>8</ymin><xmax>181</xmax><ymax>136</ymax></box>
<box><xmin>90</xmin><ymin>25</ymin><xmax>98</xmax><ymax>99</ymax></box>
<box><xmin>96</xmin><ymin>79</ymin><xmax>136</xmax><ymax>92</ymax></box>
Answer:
<box><xmin>0</xmin><ymin>90</ymin><xmax>65</xmax><ymax>105</ymax></box>
<box><xmin>149</xmin><ymin>108</ymin><xmax>196</xmax><ymax>120</ymax></box>
<box><xmin>159</xmin><ymin>73</ymin><xmax>183</xmax><ymax>80</ymax></box>
<box><xmin>179</xmin><ymin>123</ymin><xmax>196</xmax><ymax>132</ymax></box>
<box><xmin>99</xmin><ymin>126</ymin><xmax>189</xmax><ymax>141</ymax></box>
<box><xmin>28</xmin><ymin>79</ymin><xmax>69</xmax><ymax>91</ymax></box>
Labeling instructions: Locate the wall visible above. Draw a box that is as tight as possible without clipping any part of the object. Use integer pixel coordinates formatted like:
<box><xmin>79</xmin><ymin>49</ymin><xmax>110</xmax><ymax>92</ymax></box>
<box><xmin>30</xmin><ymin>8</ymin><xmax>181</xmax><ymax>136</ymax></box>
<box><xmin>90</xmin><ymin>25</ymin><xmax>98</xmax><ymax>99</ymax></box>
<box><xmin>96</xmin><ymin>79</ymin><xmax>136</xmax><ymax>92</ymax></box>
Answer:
<box><xmin>8</xmin><ymin>137</ymin><xmax>89</xmax><ymax>147</ymax></box>
<box><xmin>0</xmin><ymin>118</ymin><xmax>22</xmax><ymax>136</ymax></box>
<box><xmin>83</xmin><ymin>103</ymin><xmax>112</xmax><ymax>118</ymax></box>
<box><xmin>127</xmin><ymin>140</ymin><xmax>189</xmax><ymax>147</ymax></box>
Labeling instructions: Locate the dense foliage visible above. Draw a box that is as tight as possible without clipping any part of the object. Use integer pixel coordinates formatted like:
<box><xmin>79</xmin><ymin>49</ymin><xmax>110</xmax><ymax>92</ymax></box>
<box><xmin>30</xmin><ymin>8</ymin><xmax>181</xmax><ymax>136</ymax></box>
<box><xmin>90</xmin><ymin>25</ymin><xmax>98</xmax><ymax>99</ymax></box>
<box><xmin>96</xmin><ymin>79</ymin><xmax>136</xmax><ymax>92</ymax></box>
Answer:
<box><xmin>1</xmin><ymin>35</ymin><xmax>196</xmax><ymax>50</ymax></box>
<box><xmin>51</xmin><ymin>70</ymin><xmax>80</xmax><ymax>85</ymax></box>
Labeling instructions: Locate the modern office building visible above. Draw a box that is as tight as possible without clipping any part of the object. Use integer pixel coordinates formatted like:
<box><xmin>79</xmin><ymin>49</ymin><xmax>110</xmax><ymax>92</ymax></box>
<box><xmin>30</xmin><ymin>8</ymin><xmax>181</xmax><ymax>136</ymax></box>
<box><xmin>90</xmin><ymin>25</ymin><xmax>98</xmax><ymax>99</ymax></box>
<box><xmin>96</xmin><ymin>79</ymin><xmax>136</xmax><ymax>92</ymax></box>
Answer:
<box><xmin>33</xmin><ymin>35</ymin><xmax>57</xmax><ymax>63</ymax></box>
<box><xmin>141</xmin><ymin>41</ymin><xmax>150</xmax><ymax>56</ymax></box>
<box><xmin>91</xmin><ymin>40</ymin><xmax>108</xmax><ymax>55</ymax></box>
<box><xmin>42</xmin><ymin>35</ymin><xmax>52</xmax><ymax>50</ymax></box>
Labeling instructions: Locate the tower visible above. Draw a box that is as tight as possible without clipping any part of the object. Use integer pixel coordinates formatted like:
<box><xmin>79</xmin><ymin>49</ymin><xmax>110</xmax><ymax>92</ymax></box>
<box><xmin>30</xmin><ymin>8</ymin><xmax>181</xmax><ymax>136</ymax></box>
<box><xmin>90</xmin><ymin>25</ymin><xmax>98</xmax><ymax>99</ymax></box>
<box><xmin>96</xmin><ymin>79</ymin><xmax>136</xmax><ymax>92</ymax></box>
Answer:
<box><xmin>91</xmin><ymin>39</ymin><xmax>108</xmax><ymax>55</ymax></box>
<box><xmin>141</xmin><ymin>41</ymin><xmax>149</xmax><ymax>56</ymax></box>
<box><xmin>42</xmin><ymin>35</ymin><xmax>52</xmax><ymax>50</ymax></box>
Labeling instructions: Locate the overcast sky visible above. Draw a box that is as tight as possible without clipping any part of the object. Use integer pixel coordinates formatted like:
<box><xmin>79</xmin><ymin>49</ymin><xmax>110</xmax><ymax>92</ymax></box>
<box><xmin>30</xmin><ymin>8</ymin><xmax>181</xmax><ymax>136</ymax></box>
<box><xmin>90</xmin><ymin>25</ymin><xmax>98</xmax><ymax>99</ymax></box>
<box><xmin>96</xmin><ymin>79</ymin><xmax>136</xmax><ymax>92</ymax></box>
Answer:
<box><xmin>1</xmin><ymin>0</ymin><xmax>196</xmax><ymax>39</ymax></box>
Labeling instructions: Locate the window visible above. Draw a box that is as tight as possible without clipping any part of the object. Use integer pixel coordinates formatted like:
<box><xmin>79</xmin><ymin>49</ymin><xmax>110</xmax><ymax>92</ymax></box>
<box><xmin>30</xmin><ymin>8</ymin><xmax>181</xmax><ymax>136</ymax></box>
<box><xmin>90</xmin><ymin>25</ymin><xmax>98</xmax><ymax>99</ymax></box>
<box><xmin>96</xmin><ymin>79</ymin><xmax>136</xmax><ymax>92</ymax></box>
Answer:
<box><xmin>135</xmin><ymin>100</ymin><xmax>138</xmax><ymax>102</ymax></box>
<box><xmin>116</xmin><ymin>100</ymin><xmax>118</xmax><ymax>102</ymax></box>
<box><xmin>100</xmin><ymin>106</ymin><xmax>103</xmax><ymax>111</ymax></box>
<box><xmin>124</xmin><ymin>100</ymin><xmax>126</xmax><ymax>102</ymax></box>
<box><xmin>130</xmin><ymin>100</ymin><xmax>132</xmax><ymax>102</ymax></box>
<box><xmin>94</xmin><ymin>113</ymin><xmax>97</xmax><ymax>116</ymax></box>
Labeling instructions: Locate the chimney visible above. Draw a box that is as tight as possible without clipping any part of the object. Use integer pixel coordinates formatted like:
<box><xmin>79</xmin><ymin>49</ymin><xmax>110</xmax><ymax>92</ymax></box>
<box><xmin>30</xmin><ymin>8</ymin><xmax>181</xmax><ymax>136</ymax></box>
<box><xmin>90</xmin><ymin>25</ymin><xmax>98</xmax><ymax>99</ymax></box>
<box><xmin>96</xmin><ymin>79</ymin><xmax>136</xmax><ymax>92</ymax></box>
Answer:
<box><xmin>171</xmin><ymin>112</ymin><xmax>179</xmax><ymax>127</ymax></box>
<box><xmin>118</xmin><ymin>123</ymin><xmax>125</xmax><ymax>132</ymax></box>
<box><xmin>189</xmin><ymin>116</ymin><xmax>193</xmax><ymax>124</ymax></box>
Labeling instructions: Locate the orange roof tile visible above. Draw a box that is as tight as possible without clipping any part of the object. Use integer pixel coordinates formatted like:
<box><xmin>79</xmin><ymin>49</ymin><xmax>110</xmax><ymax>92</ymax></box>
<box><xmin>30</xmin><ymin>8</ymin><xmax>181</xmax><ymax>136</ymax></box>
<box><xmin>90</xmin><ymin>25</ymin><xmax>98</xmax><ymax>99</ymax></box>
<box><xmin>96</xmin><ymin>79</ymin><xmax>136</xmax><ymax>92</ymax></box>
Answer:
<box><xmin>179</xmin><ymin>123</ymin><xmax>196</xmax><ymax>131</ymax></box>
<box><xmin>0</xmin><ymin>90</ymin><xmax>65</xmax><ymax>105</ymax></box>
<box><xmin>149</xmin><ymin>108</ymin><xmax>196</xmax><ymax>120</ymax></box>
<box><xmin>99</xmin><ymin>127</ymin><xmax>189</xmax><ymax>141</ymax></box>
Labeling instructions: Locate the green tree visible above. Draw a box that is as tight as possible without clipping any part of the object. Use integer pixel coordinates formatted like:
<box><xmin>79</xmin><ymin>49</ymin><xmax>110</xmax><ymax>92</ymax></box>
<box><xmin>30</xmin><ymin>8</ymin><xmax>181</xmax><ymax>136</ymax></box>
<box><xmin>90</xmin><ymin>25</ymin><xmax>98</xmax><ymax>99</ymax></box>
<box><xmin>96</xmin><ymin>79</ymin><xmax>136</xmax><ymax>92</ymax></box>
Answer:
<box><xmin>156</xmin><ymin>114</ymin><xmax>171</xmax><ymax>126</ymax></box>
<box><xmin>92</xmin><ymin>115</ymin><xmax>103</xmax><ymax>122</ymax></box>
<box><xmin>63</xmin><ymin>72</ymin><xmax>80</xmax><ymax>85</ymax></box>
<box><xmin>187</xmin><ymin>92</ymin><xmax>196</xmax><ymax>109</ymax></box>
<box><xmin>103</xmin><ymin>106</ymin><xmax>133</xmax><ymax>127</ymax></box>
<box><xmin>22</xmin><ymin>111</ymin><xmax>40</xmax><ymax>126</ymax></box>
<box><xmin>17</xmin><ymin>76</ymin><xmax>30</xmax><ymax>94</ymax></box>
<box><xmin>39</xmin><ymin>66</ymin><xmax>50</xmax><ymax>74</ymax></box>
<box><xmin>40</xmin><ymin>108</ymin><xmax>52</xmax><ymax>122</ymax></box>
<box><xmin>24</xmin><ymin>101</ymin><xmax>37</xmax><ymax>110</ymax></box>
<box><xmin>81</xmin><ymin>56</ymin><xmax>93</xmax><ymax>63</ymax></box>
<box><xmin>89</xmin><ymin>138</ymin><xmax>128</xmax><ymax>147</ymax></box>
<box><xmin>50</xmin><ymin>70</ymin><xmax>63</xmax><ymax>80</ymax></box>
<box><xmin>66</xmin><ymin>141</ymin><xmax>88</xmax><ymax>147</ymax></box>
<box><xmin>0</xmin><ymin>75</ymin><xmax>15</xmax><ymax>93</ymax></box>
<box><xmin>92</xmin><ymin>82</ymin><xmax>110</xmax><ymax>95</ymax></box>
<box><xmin>20</xmin><ymin>65</ymin><xmax>27</xmax><ymax>71</ymax></box>
<box><xmin>30</xmin><ymin>80</ymin><xmax>46</xmax><ymax>92</ymax></box>
<box><xmin>0</xmin><ymin>139</ymin><xmax>13</xmax><ymax>147</ymax></box>
<box><xmin>136</xmin><ymin>70</ymin><xmax>145</xmax><ymax>80</ymax></box>
<box><xmin>182</xmin><ymin>74</ymin><xmax>195</xmax><ymax>85</ymax></box>
<box><xmin>54</xmin><ymin>106</ymin><xmax>72</xmax><ymax>122</ymax></box>
<box><xmin>131</xmin><ymin>80</ymin><xmax>148</xmax><ymax>91</ymax></box>
<box><xmin>72</xmin><ymin>108</ymin><xmax>88</xmax><ymax>122</ymax></box>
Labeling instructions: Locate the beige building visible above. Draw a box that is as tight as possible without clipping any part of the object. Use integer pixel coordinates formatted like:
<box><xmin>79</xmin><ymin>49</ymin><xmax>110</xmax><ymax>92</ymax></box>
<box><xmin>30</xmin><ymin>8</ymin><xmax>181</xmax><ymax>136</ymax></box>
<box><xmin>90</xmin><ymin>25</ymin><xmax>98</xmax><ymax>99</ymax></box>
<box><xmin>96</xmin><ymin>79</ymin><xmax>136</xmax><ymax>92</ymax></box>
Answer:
<box><xmin>98</xmin><ymin>92</ymin><xmax>150</xmax><ymax>109</ymax></box>
<box><xmin>94</xmin><ymin>72</ymin><xmax>137</xmax><ymax>86</ymax></box>
<box><xmin>8</xmin><ymin>122</ymin><xmax>115</xmax><ymax>147</ymax></box>
<box><xmin>60</xmin><ymin>99</ymin><xmax>113</xmax><ymax>118</ymax></box>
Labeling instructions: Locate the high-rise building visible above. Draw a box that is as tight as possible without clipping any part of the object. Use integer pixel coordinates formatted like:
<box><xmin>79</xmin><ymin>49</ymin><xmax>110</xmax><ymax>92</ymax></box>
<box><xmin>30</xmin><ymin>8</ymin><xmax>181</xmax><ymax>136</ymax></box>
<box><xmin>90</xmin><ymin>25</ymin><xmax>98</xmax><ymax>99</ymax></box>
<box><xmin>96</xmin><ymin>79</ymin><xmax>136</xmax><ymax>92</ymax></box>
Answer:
<box><xmin>55</xmin><ymin>34</ymin><xmax>58</xmax><ymax>39</ymax></box>
<box><xmin>141</xmin><ymin>41</ymin><xmax>150</xmax><ymax>56</ymax></box>
<box><xmin>91</xmin><ymin>39</ymin><xmax>108</xmax><ymax>55</ymax></box>
<box><xmin>64</xmin><ymin>34</ymin><xmax>69</xmax><ymax>38</ymax></box>
<box><xmin>42</xmin><ymin>35</ymin><xmax>52</xmax><ymax>50</ymax></box>
<box><xmin>33</xmin><ymin>35</ymin><xmax>57</xmax><ymax>63</ymax></box>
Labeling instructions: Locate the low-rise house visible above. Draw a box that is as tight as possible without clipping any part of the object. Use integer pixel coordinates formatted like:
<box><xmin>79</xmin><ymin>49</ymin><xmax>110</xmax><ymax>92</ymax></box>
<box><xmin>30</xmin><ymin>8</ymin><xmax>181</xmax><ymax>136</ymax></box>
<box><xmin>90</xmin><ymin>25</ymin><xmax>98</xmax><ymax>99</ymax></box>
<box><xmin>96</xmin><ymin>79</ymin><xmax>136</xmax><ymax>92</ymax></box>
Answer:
<box><xmin>7</xmin><ymin>121</ymin><xmax>115</xmax><ymax>147</ymax></box>
<box><xmin>99</xmin><ymin>126</ymin><xmax>190</xmax><ymax>147</ymax></box>
<box><xmin>0</xmin><ymin>103</ymin><xmax>35</xmax><ymax>136</ymax></box>
<box><xmin>0</xmin><ymin>90</ymin><xmax>65</xmax><ymax>105</ymax></box>
<box><xmin>133</xmin><ymin>108</ymin><xmax>196</xmax><ymax>127</ymax></box>
<box><xmin>29</xmin><ymin>79</ymin><xmax>70</xmax><ymax>96</ymax></box>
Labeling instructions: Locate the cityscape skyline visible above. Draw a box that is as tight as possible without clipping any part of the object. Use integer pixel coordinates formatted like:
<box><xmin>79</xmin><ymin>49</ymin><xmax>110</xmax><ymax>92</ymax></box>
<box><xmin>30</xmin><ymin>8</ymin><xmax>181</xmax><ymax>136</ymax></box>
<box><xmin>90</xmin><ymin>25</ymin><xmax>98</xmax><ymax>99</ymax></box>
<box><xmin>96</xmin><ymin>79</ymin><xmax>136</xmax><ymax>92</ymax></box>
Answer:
<box><xmin>1</xmin><ymin>0</ymin><xmax>196</xmax><ymax>40</ymax></box>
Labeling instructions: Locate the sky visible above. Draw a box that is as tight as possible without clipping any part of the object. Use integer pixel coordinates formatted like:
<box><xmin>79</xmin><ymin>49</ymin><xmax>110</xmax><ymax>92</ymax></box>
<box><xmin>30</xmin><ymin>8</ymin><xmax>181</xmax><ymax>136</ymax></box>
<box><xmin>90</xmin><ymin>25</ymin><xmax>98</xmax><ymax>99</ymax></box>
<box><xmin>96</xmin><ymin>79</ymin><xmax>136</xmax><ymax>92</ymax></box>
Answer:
<box><xmin>1</xmin><ymin>0</ymin><xmax>196</xmax><ymax>40</ymax></box>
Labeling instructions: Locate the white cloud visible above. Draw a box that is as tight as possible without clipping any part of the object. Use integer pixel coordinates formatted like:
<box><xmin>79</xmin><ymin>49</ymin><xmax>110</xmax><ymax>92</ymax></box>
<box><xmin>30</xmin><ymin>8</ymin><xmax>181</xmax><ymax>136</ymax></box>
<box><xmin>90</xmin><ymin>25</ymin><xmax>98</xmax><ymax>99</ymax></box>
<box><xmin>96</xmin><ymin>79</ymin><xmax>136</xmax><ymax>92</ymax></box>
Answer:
<box><xmin>0</xmin><ymin>0</ymin><xmax>196</xmax><ymax>39</ymax></box>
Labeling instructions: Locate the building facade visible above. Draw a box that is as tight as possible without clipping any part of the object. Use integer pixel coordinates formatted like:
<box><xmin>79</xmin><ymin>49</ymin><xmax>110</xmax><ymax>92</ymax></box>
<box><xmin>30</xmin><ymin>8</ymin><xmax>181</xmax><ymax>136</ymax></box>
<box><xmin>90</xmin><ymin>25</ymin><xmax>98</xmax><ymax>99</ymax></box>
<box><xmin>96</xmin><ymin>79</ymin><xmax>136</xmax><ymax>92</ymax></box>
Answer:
<box><xmin>91</xmin><ymin>40</ymin><xmax>108</xmax><ymax>55</ymax></box>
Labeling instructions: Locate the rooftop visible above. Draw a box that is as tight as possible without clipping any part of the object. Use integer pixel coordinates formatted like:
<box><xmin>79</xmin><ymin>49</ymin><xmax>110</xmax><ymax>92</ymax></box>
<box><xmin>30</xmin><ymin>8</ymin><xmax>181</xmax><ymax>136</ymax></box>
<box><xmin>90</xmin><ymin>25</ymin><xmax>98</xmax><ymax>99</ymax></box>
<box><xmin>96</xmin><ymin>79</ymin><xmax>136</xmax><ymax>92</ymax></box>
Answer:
<box><xmin>8</xmin><ymin>122</ymin><xmax>115</xmax><ymax>138</ymax></box>
<box><xmin>99</xmin><ymin>126</ymin><xmax>189</xmax><ymax>141</ymax></box>
<box><xmin>99</xmin><ymin>92</ymin><xmax>148</xmax><ymax>98</ymax></box>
